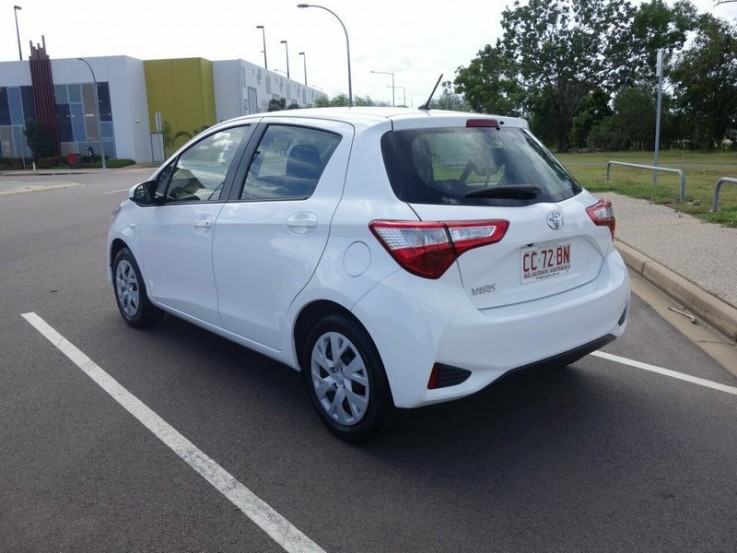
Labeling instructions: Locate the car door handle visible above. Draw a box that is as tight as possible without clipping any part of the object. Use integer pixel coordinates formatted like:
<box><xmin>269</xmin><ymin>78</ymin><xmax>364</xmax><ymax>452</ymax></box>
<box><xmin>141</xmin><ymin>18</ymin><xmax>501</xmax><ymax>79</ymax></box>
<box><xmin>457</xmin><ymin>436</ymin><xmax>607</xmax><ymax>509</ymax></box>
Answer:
<box><xmin>286</xmin><ymin>212</ymin><xmax>318</xmax><ymax>235</ymax></box>
<box><xmin>193</xmin><ymin>215</ymin><xmax>214</xmax><ymax>233</ymax></box>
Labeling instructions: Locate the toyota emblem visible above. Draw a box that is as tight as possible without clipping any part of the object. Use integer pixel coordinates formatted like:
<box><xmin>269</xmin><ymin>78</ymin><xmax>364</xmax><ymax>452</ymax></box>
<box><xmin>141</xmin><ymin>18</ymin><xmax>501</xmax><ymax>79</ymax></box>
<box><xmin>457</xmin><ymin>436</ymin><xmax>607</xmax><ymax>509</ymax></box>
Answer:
<box><xmin>547</xmin><ymin>211</ymin><xmax>564</xmax><ymax>230</ymax></box>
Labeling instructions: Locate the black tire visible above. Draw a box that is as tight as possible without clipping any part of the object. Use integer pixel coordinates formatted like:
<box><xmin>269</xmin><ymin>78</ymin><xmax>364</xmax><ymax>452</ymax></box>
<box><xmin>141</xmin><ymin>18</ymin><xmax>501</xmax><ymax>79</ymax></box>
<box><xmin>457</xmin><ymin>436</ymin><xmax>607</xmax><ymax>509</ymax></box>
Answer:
<box><xmin>302</xmin><ymin>314</ymin><xmax>394</xmax><ymax>443</ymax></box>
<box><xmin>112</xmin><ymin>248</ymin><xmax>163</xmax><ymax>328</ymax></box>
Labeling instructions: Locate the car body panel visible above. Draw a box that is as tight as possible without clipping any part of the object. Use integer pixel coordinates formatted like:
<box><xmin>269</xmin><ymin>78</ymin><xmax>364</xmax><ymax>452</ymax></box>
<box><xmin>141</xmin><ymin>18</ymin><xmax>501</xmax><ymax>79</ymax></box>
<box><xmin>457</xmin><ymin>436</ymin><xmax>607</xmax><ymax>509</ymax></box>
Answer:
<box><xmin>107</xmin><ymin>107</ymin><xmax>630</xmax><ymax>416</ymax></box>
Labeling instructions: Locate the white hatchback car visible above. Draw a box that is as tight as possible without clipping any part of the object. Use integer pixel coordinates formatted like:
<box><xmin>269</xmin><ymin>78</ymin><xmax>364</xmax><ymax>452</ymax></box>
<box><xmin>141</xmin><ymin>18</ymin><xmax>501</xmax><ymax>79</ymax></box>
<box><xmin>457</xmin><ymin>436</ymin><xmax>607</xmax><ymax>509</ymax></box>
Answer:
<box><xmin>108</xmin><ymin>107</ymin><xmax>630</xmax><ymax>442</ymax></box>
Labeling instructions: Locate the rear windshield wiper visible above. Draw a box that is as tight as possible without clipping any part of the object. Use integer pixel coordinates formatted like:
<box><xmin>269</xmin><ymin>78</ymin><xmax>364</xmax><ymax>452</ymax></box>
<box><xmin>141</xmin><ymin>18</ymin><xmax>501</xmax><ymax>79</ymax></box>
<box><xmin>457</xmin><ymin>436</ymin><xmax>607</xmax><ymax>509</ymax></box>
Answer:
<box><xmin>464</xmin><ymin>185</ymin><xmax>541</xmax><ymax>200</ymax></box>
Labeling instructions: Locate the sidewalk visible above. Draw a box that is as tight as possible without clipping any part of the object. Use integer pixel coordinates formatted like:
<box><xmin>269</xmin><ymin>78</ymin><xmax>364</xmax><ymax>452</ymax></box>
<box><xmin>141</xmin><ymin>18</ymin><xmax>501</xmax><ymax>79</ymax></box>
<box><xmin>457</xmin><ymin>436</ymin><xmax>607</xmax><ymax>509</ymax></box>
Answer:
<box><xmin>610</xmin><ymin>193</ymin><xmax>737</xmax><ymax>343</ymax></box>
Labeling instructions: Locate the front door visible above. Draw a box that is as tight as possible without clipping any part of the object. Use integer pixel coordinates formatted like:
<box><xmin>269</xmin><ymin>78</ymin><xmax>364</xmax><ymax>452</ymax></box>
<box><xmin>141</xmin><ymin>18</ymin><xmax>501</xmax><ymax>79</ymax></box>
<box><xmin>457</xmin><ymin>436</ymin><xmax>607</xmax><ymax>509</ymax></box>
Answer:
<box><xmin>135</xmin><ymin>125</ymin><xmax>250</xmax><ymax>325</ymax></box>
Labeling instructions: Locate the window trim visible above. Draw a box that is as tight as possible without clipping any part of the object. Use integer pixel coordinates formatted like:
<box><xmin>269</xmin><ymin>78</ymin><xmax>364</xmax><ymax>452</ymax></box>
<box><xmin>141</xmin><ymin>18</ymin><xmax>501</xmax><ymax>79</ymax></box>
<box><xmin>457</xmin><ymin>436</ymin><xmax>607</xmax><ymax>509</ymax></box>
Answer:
<box><xmin>153</xmin><ymin>123</ymin><xmax>255</xmax><ymax>205</ymax></box>
<box><xmin>227</xmin><ymin>122</ymin><xmax>341</xmax><ymax>203</ymax></box>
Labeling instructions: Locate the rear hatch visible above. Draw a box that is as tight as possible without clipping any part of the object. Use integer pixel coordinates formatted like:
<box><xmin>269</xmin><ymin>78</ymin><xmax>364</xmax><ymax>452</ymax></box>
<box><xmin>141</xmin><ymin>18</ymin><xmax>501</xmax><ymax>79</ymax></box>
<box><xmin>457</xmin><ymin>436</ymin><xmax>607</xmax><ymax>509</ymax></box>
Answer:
<box><xmin>380</xmin><ymin>117</ymin><xmax>614</xmax><ymax>308</ymax></box>
<box><xmin>408</xmin><ymin>199</ymin><xmax>611</xmax><ymax>309</ymax></box>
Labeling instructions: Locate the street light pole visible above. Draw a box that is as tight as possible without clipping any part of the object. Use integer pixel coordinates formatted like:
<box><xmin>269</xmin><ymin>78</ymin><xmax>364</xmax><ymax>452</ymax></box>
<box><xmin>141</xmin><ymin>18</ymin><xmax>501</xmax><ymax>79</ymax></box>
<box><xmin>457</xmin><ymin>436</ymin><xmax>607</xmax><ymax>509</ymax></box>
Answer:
<box><xmin>297</xmin><ymin>4</ymin><xmax>352</xmax><ymax>106</ymax></box>
<box><xmin>256</xmin><ymin>25</ymin><xmax>267</xmax><ymax>69</ymax></box>
<box><xmin>392</xmin><ymin>86</ymin><xmax>408</xmax><ymax>107</ymax></box>
<box><xmin>77</xmin><ymin>58</ymin><xmax>107</xmax><ymax>170</ymax></box>
<box><xmin>299</xmin><ymin>51</ymin><xmax>307</xmax><ymax>86</ymax></box>
<box><xmin>653</xmin><ymin>48</ymin><xmax>663</xmax><ymax>186</ymax></box>
<box><xmin>13</xmin><ymin>5</ymin><xmax>23</xmax><ymax>61</ymax></box>
<box><xmin>280</xmin><ymin>40</ymin><xmax>290</xmax><ymax>79</ymax></box>
<box><xmin>371</xmin><ymin>70</ymin><xmax>395</xmax><ymax>106</ymax></box>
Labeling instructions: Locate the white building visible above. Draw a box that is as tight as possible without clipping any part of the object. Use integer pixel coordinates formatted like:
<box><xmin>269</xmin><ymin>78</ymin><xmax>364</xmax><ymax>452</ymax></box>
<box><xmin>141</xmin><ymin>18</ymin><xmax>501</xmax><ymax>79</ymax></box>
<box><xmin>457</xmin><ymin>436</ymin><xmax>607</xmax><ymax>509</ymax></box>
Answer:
<box><xmin>0</xmin><ymin>48</ymin><xmax>326</xmax><ymax>164</ymax></box>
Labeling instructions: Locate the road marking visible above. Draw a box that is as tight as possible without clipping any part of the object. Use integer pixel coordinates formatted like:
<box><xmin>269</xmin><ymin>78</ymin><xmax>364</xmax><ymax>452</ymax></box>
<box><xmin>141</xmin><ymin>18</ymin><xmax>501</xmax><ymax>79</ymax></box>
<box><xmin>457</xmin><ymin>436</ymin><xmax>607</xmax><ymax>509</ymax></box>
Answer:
<box><xmin>592</xmin><ymin>350</ymin><xmax>737</xmax><ymax>396</ymax></box>
<box><xmin>0</xmin><ymin>182</ymin><xmax>84</xmax><ymax>196</ymax></box>
<box><xmin>21</xmin><ymin>312</ymin><xmax>325</xmax><ymax>553</ymax></box>
<box><xmin>105</xmin><ymin>188</ymin><xmax>131</xmax><ymax>194</ymax></box>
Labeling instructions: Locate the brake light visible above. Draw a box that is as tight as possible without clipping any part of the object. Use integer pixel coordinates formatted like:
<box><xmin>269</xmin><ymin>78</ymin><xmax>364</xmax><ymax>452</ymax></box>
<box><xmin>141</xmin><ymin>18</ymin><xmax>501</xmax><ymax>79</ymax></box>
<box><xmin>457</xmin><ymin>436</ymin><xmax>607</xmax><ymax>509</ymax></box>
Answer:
<box><xmin>466</xmin><ymin>118</ymin><xmax>500</xmax><ymax>129</ymax></box>
<box><xmin>586</xmin><ymin>199</ymin><xmax>616</xmax><ymax>239</ymax></box>
<box><xmin>369</xmin><ymin>219</ymin><xmax>509</xmax><ymax>279</ymax></box>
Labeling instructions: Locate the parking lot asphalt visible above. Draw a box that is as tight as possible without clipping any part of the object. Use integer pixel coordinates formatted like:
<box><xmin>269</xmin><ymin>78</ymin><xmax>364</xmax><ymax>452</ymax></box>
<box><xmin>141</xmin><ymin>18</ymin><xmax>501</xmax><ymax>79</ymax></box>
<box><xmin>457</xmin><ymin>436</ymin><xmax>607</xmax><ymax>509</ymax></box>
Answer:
<box><xmin>1</xmin><ymin>169</ymin><xmax>735</xmax><ymax>349</ymax></box>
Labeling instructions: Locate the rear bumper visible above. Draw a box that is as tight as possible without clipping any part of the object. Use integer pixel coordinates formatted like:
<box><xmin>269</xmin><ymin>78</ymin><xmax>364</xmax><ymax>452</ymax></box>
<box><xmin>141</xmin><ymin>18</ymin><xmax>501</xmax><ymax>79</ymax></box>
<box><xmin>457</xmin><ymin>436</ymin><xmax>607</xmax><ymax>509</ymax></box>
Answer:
<box><xmin>490</xmin><ymin>333</ymin><xmax>616</xmax><ymax>386</ymax></box>
<box><xmin>352</xmin><ymin>251</ymin><xmax>630</xmax><ymax>408</ymax></box>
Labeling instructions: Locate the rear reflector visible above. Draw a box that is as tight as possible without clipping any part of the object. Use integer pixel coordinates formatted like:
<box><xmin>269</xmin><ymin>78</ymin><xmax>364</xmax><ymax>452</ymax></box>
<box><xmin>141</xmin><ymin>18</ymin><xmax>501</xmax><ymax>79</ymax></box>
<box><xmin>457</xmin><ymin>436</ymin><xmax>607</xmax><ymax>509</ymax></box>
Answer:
<box><xmin>428</xmin><ymin>363</ymin><xmax>472</xmax><ymax>389</ymax></box>
<box><xmin>370</xmin><ymin>219</ymin><xmax>509</xmax><ymax>279</ymax></box>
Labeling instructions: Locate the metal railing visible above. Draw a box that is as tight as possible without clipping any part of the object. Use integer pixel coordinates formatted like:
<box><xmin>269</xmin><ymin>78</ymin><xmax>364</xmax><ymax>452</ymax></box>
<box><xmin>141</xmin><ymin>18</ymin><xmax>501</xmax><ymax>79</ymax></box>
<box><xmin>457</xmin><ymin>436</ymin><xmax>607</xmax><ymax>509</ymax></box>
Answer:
<box><xmin>606</xmin><ymin>161</ymin><xmax>686</xmax><ymax>202</ymax></box>
<box><xmin>712</xmin><ymin>177</ymin><xmax>737</xmax><ymax>212</ymax></box>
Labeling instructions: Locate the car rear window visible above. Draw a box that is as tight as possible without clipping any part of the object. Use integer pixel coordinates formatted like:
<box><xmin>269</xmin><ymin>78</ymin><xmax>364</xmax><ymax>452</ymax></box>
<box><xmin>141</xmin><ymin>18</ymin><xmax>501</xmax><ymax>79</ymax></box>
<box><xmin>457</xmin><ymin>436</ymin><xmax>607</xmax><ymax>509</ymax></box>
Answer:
<box><xmin>381</xmin><ymin>127</ymin><xmax>581</xmax><ymax>206</ymax></box>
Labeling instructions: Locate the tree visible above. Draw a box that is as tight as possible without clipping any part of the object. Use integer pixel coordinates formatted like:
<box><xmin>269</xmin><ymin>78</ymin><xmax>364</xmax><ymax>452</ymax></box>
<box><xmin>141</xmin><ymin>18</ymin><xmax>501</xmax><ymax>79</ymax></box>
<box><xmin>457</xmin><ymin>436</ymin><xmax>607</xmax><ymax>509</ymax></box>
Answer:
<box><xmin>454</xmin><ymin>45</ymin><xmax>524</xmax><ymax>116</ymax></box>
<box><xmin>23</xmin><ymin>119</ymin><xmax>54</xmax><ymax>160</ymax></box>
<box><xmin>671</xmin><ymin>14</ymin><xmax>737</xmax><ymax>149</ymax></box>
<box><xmin>569</xmin><ymin>88</ymin><xmax>613</xmax><ymax>149</ymax></box>
<box><xmin>268</xmin><ymin>97</ymin><xmax>288</xmax><ymax>111</ymax></box>
<box><xmin>630</xmin><ymin>0</ymin><xmax>697</xmax><ymax>84</ymax></box>
<box><xmin>498</xmin><ymin>0</ymin><xmax>637</xmax><ymax>151</ymax></box>
<box><xmin>430</xmin><ymin>81</ymin><xmax>471</xmax><ymax>112</ymax></box>
<box><xmin>313</xmin><ymin>95</ymin><xmax>388</xmax><ymax>107</ymax></box>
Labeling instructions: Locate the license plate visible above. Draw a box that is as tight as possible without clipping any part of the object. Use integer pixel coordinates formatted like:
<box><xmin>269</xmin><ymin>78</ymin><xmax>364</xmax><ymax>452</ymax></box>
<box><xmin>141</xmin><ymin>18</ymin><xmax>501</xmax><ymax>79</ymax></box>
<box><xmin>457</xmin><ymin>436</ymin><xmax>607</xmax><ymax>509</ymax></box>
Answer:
<box><xmin>521</xmin><ymin>242</ymin><xmax>571</xmax><ymax>283</ymax></box>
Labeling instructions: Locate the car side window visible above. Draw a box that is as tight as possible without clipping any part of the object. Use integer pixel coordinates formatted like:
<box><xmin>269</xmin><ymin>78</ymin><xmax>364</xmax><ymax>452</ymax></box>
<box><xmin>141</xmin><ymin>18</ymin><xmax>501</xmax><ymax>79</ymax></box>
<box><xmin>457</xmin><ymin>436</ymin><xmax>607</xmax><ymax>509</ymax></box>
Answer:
<box><xmin>156</xmin><ymin>126</ymin><xmax>249</xmax><ymax>203</ymax></box>
<box><xmin>240</xmin><ymin>125</ymin><xmax>341</xmax><ymax>201</ymax></box>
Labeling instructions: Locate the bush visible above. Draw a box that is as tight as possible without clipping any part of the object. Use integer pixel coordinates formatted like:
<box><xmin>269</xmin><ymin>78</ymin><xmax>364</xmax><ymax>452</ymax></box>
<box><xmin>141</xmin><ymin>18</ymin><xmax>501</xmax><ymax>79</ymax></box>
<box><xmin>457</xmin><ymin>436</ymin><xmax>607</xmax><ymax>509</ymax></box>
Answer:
<box><xmin>0</xmin><ymin>157</ymin><xmax>31</xmax><ymax>170</ymax></box>
<box><xmin>37</xmin><ymin>156</ymin><xmax>62</xmax><ymax>169</ymax></box>
<box><xmin>106</xmin><ymin>159</ymin><xmax>136</xmax><ymax>168</ymax></box>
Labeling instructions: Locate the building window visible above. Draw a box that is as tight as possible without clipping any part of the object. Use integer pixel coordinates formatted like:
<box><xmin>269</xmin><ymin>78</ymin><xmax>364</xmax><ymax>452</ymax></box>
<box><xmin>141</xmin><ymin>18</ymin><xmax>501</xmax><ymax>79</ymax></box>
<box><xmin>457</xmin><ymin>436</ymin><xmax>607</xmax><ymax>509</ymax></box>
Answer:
<box><xmin>0</xmin><ymin>88</ymin><xmax>11</xmax><ymax>125</ymax></box>
<box><xmin>54</xmin><ymin>84</ymin><xmax>68</xmax><ymax>104</ymax></box>
<box><xmin>97</xmin><ymin>83</ymin><xmax>112</xmax><ymax>121</ymax></box>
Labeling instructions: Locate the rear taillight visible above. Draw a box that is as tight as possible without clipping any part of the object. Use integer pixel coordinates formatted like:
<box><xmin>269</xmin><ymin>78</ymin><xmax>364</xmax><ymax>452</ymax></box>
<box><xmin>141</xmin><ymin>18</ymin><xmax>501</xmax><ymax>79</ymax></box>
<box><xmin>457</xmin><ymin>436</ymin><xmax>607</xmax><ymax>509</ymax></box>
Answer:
<box><xmin>369</xmin><ymin>219</ymin><xmax>509</xmax><ymax>279</ymax></box>
<box><xmin>586</xmin><ymin>199</ymin><xmax>616</xmax><ymax>239</ymax></box>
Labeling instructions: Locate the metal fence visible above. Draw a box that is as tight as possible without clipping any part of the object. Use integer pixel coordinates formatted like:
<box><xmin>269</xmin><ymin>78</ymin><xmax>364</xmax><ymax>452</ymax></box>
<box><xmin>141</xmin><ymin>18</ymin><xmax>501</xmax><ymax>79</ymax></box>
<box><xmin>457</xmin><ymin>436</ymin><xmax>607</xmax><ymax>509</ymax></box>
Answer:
<box><xmin>712</xmin><ymin>177</ymin><xmax>737</xmax><ymax>212</ymax></box>
<box><xmin>606</xmin><ymin>161</ymin><xmax>686</xmax><ymax>202</ymax></box>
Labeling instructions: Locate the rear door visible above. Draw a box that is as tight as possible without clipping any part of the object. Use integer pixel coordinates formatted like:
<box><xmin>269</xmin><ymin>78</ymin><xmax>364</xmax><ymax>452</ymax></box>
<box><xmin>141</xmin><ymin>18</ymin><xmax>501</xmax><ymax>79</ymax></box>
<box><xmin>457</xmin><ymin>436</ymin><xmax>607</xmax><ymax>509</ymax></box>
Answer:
<box><xmin>212</xmin><ymin>119</ymin><xmax>353</xmax><ymax>350</ymax></box>
<box><xmin>382</xmin><ymin>121</ymin><xmax>611</xmax><ymax>308</ymax></box>
<box><xmin>410</xmin><ymin>199</ymin><xmax>611</xmax><ymax>309</ymax></box>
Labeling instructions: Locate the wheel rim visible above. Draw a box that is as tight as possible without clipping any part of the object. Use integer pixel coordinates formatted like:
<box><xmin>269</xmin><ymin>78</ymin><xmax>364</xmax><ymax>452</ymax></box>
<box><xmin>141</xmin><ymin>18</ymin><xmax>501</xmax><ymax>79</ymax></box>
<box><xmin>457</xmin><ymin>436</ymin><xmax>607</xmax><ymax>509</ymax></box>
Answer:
<box><xmin>310</xmin><ymin>331</ymin><xmax>370</xmax><ymax>426</ymax></box>
<box><xmin>115</xmin><ymin>259</ymin><xmax>140</xmax><ymax>319</ymax></box>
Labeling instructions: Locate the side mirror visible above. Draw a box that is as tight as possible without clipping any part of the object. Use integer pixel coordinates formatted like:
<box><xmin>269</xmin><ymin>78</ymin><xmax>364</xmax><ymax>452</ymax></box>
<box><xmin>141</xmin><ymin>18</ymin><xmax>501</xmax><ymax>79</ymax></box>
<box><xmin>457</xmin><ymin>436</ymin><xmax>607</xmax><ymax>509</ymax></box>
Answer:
<box><xmin>130</xmin><ymin>181</ymin><xmax>159</xmax><ymax>206</ymax></box>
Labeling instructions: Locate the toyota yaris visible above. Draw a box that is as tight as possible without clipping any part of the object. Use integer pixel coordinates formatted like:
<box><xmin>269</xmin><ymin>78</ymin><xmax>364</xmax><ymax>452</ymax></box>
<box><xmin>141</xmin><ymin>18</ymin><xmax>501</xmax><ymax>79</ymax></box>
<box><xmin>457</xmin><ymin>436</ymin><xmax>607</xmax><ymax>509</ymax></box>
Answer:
<box><xmin>107</xmin><ymin>107</ymin><xmax>630</xmax><ymax>442</ymax></box>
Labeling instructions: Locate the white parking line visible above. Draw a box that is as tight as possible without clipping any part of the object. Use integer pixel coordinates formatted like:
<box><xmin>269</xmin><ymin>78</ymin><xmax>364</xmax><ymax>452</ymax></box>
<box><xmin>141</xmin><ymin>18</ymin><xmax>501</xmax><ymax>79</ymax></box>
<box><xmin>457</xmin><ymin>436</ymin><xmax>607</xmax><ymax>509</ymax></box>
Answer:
<box><xmin>104</xmin><ymin>188</ymin><xmax>131</xmax><ymax>194</ymax></box>
<box><xmin>592</xmin><ymin>350</ymin><xmax>737</xmax><ymax>396</ymax></box>
<box><xmin>21</xmin><ymin>312</ymin><xmax>325</xmax><ymax>553</ymax></box>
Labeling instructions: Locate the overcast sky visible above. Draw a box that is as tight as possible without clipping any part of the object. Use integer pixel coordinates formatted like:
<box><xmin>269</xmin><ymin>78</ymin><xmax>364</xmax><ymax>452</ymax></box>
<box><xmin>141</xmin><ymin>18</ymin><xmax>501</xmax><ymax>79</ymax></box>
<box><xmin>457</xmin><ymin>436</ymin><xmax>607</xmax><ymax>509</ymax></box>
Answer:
<box><xmin>2</xmin><ymin>0</ymin><xmax>735</xmax><ymax>108</ymax></box>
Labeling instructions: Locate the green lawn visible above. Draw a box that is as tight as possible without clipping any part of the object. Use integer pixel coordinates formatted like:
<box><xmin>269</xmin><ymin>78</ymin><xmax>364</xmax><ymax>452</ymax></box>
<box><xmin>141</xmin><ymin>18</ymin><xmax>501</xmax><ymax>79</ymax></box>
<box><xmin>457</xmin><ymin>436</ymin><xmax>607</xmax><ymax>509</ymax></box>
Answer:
<box><xmin>555</xmin><ymin>150</ymin><xmax>737</xmax><ymax>227</ymax></box>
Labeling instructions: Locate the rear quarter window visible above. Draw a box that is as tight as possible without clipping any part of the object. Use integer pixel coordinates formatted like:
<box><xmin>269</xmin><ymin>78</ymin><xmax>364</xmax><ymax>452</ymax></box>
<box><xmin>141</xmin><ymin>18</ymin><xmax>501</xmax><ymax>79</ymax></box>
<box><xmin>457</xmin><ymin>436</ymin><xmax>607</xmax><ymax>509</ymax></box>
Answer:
<box><xmin>381</xmin><ymin>127</ymin><xmax>581</xmax><ymax>206</ymax></box>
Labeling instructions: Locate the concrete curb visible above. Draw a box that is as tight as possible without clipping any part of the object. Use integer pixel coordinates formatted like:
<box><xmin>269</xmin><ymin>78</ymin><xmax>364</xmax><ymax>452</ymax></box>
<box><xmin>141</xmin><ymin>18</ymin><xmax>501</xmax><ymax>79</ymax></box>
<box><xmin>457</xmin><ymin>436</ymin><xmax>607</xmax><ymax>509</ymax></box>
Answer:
<box><xmin>617</xmin><ymin>241</ymin><xmax>737</xmax><ymax>343</ymax></box>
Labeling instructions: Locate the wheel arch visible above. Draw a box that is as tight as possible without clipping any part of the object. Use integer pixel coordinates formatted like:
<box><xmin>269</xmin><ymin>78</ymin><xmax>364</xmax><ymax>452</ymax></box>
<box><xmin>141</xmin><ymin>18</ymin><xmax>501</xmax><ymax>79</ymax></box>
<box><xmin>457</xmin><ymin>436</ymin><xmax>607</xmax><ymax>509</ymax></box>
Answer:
<box><xmin>109</xmin><ymin>238</ymin><xmax>129</xmax><ymax>269</ymax></box>
<box><xmin>293</xmin><ymin>300</ymin><xmax>385</xmax><ymax>376</ymax></box>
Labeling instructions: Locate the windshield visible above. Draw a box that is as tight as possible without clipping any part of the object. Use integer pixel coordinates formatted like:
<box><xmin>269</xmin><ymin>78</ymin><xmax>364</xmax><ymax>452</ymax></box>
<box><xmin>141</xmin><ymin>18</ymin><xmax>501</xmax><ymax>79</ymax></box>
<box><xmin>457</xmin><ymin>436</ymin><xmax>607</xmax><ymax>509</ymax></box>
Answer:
<box><xmin>381</xmin><ymin>127</ymin><xmax>581</xmax><ymax>206</ymax></box>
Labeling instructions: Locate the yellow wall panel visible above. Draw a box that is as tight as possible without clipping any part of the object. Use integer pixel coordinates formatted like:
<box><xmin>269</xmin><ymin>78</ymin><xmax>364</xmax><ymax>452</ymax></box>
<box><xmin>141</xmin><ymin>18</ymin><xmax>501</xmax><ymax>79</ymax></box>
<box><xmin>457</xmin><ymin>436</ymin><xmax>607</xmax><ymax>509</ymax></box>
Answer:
<box><xmin>144</xmin><ymin>58</ymin><xmax>216</xmax><ymax>151</ymax></box>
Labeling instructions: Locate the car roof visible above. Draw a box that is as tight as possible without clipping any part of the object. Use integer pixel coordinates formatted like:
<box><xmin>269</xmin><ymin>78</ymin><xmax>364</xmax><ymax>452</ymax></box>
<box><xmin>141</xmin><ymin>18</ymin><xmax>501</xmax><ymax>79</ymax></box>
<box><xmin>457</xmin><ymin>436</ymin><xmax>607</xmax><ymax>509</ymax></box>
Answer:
<box><xmin>218</xmin><ymin>107</ymin><xmax>528</xmax><ymax>132</ymax></box>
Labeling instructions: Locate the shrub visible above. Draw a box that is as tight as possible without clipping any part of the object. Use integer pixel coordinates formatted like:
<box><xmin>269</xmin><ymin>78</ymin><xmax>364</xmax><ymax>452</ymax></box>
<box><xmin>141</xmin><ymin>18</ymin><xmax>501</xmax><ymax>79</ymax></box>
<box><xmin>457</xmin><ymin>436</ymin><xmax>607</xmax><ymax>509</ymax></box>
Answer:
<box><xmin>37</xmin><ymin>157</ymin><xmax>58</xmax><ymax>169</ymax></box>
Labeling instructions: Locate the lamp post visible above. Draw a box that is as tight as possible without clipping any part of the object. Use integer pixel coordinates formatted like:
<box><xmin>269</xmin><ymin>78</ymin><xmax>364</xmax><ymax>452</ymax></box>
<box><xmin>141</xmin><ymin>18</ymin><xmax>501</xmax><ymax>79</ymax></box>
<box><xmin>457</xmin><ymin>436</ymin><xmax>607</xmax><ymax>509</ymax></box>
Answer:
<box><xmin>299</xmin><ymin>52</ymin><xmax>307</xmax><ymax>86</ymax></box>
<box><xmin>653</xmin><ymin>48</ymin><xmax>663</xmax><ymax>185</ymax></box>
<box><xmin>297</xmin><ymin>4</ymin><xmax>352</xmax><ymax>106</ymax></box>
<box><xmin>256</xmin><ymin>25</ymin><xmax>267</xmax><ymax>69</ymax></box>
<box><xmin>77</xmin><ymin>58</ymin><xmax>106</xmax><ymax>170</ymax></box>
<box><xmin>13</xmin><ymin>5</ymin><xmax>23</xmax><ymax>61</ymax></box>
<box><xmin>392</xmin><ymin>86</ymin><xmax>408</xmax><ymax>107</ymax></box>
<box><xmin>280</xmin><ymin>40</ymin><xmax>290</xmax><ymax>79</ymax></box>
<box><xmin>371</xmin><ymin>70</ymin><xmax>395</xmax><ymax>106</ymax></box>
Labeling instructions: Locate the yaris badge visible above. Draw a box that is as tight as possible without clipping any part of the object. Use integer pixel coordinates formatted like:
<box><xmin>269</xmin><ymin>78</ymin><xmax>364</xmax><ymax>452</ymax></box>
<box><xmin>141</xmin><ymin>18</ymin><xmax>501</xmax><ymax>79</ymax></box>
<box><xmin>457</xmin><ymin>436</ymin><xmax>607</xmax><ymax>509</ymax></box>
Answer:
<box><xmin>547</xmin><ymin>211</ymin><xmax>564</xmax><ymax>230</ymax></box>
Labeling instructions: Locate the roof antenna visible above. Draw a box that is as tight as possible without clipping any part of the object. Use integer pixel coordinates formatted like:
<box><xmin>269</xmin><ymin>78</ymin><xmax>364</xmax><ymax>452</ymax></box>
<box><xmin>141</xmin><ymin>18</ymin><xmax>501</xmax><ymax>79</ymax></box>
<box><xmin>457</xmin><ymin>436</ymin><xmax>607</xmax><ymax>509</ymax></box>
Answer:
<box><xmin>419</xmin><ymin>74</ymin><xmax>443</xmax><ymax>111</ymax></box>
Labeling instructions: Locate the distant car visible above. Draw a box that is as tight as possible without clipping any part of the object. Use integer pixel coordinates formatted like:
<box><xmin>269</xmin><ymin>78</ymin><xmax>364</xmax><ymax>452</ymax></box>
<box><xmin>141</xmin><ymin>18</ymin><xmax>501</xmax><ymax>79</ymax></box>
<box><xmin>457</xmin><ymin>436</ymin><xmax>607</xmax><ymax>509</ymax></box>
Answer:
<box><xmin>107</xmin><ymin>107</ymin><xmax>630</xmax><ymax>442</ymax></box>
